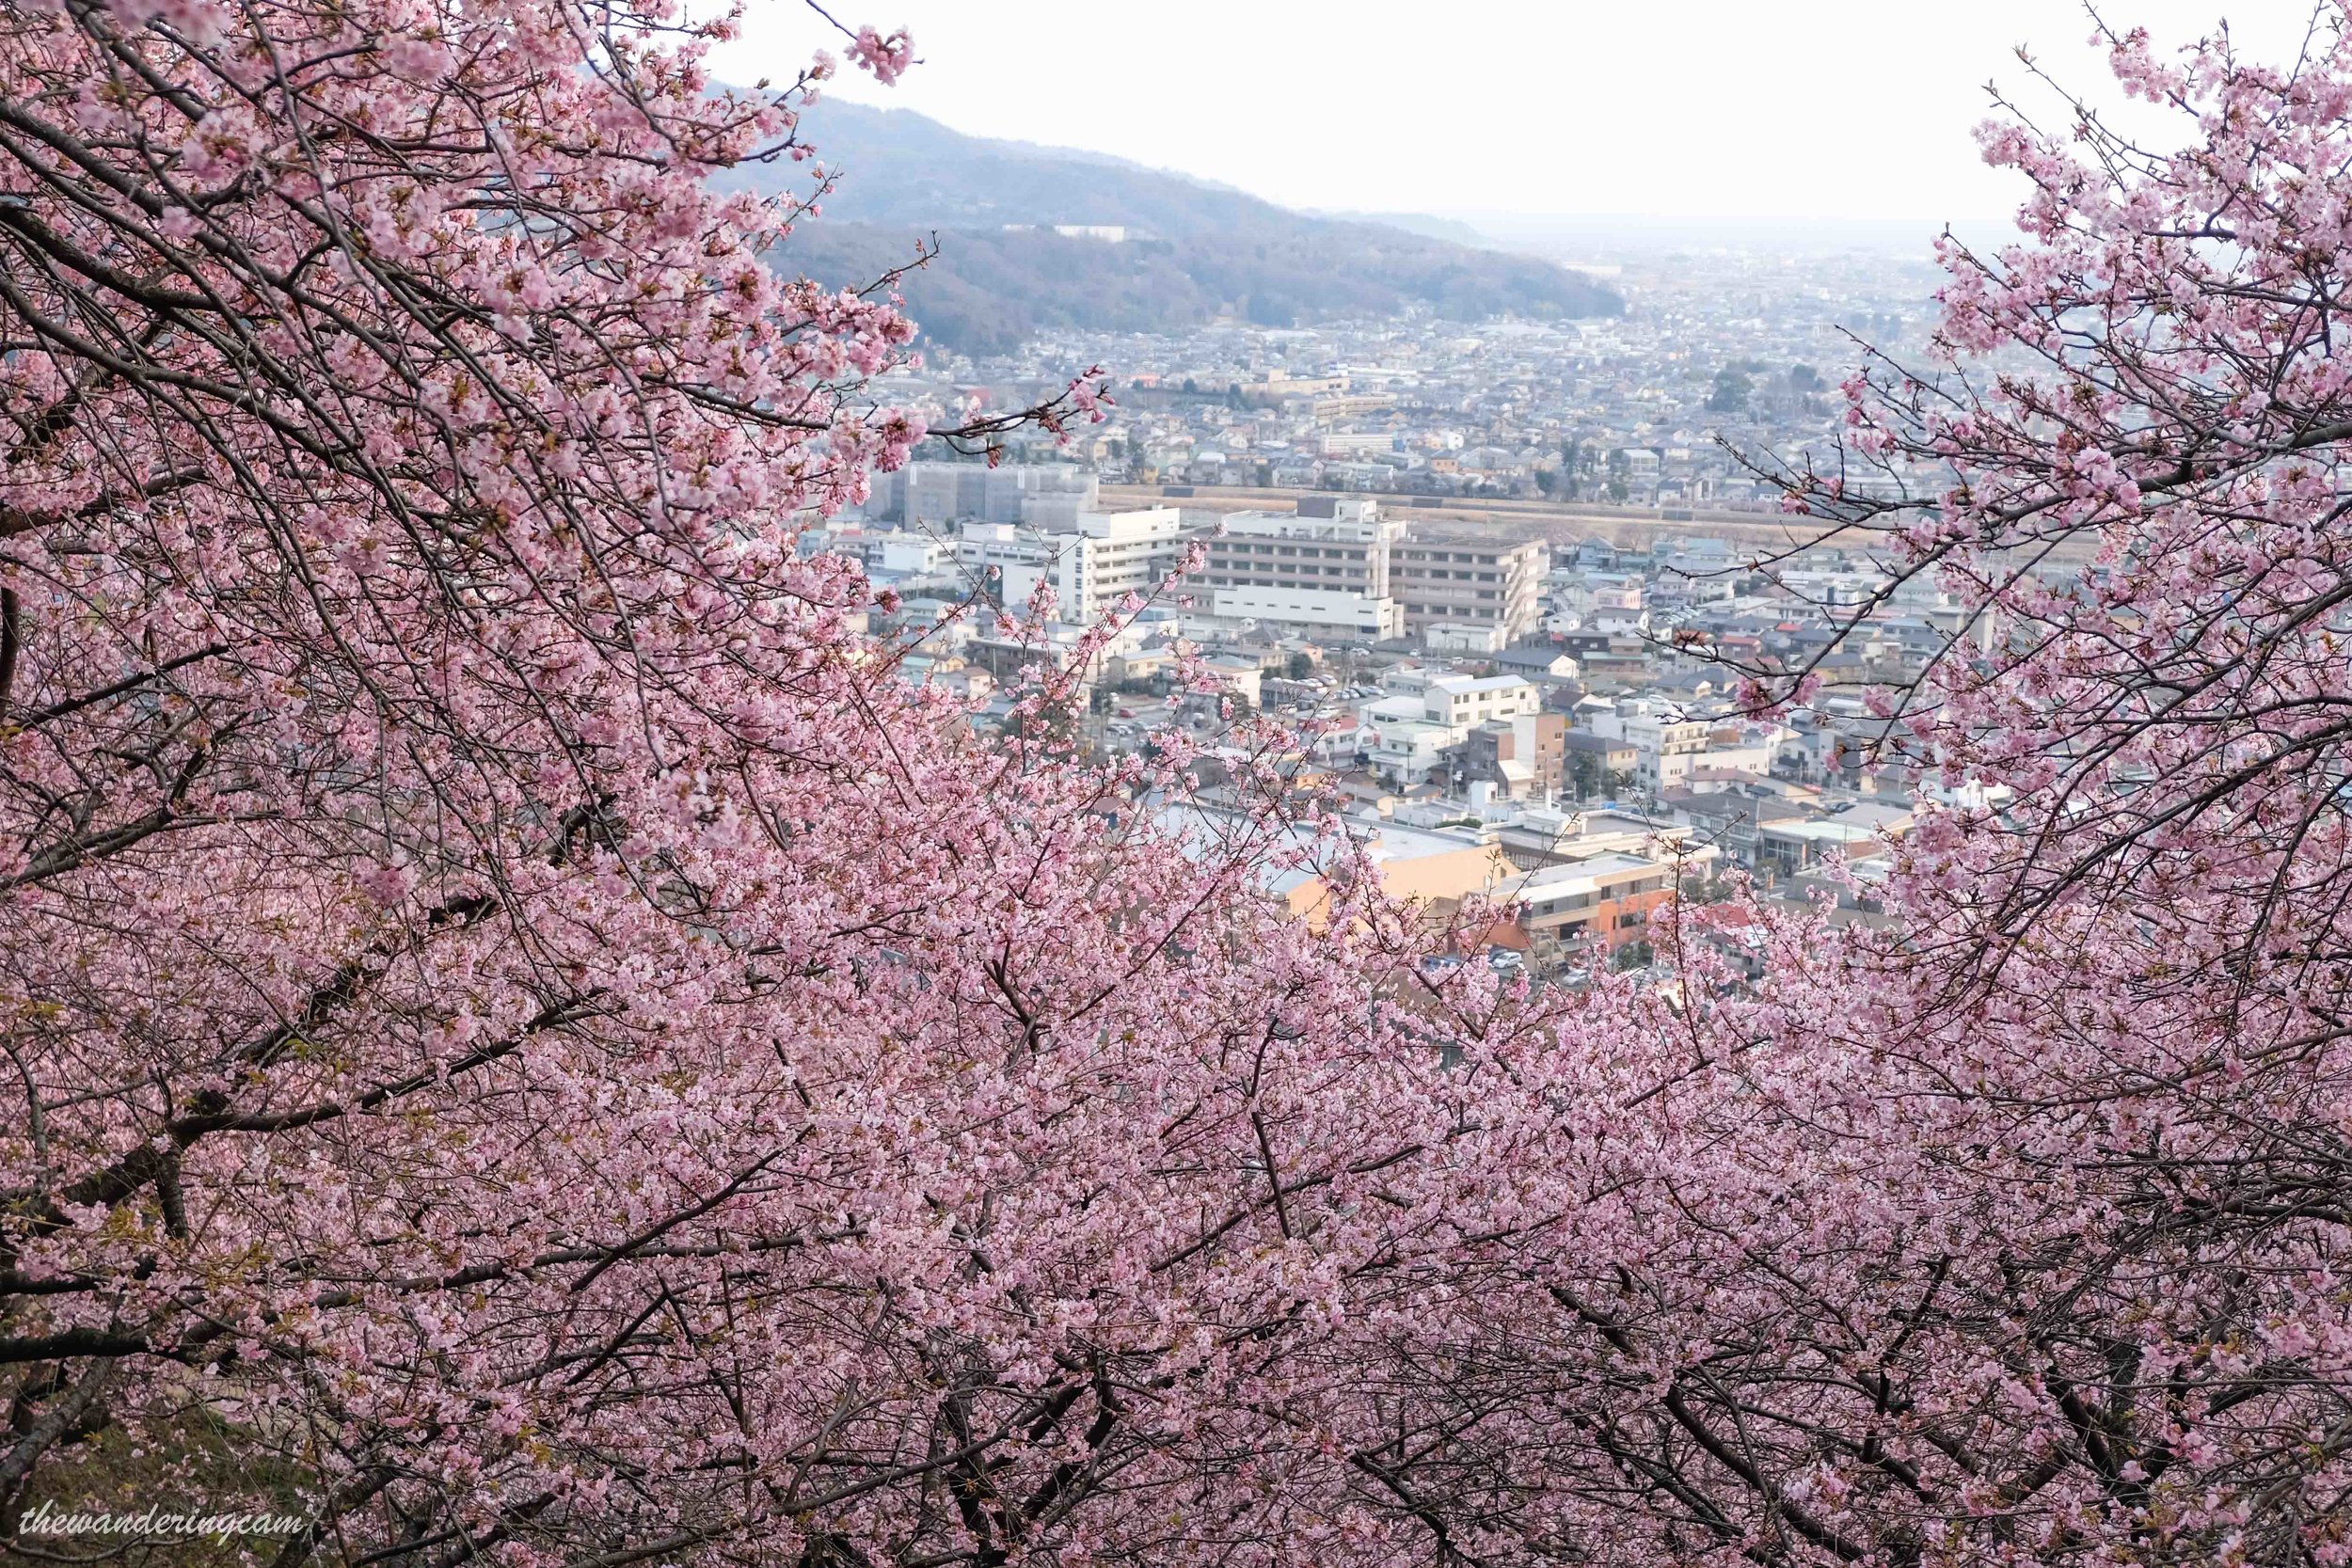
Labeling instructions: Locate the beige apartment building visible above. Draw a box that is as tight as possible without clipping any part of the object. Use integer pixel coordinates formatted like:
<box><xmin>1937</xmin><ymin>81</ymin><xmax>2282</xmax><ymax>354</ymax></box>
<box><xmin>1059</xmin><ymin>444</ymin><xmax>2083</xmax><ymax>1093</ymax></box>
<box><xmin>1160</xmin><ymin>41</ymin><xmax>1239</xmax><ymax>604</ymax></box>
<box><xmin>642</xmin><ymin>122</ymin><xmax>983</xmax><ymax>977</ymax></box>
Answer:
<box><xmin>1192</xmin><ymin>499</ymin><xmax>1550</xmax><ymax>647</ymax></box>
<box><xmin>1201</xmin><ymin>496</ymin><xmax>1406</xmax><ymax>639</ymax></box>
<box><xmin>1392</xmin><ymin>531</ymin><xmax>1547</xmax><ymax>641</ymax></box>
<box><xmin>1202</xmin><ymin>496</ymin><xmax>1400</xmax><ymax>594</ymax></box>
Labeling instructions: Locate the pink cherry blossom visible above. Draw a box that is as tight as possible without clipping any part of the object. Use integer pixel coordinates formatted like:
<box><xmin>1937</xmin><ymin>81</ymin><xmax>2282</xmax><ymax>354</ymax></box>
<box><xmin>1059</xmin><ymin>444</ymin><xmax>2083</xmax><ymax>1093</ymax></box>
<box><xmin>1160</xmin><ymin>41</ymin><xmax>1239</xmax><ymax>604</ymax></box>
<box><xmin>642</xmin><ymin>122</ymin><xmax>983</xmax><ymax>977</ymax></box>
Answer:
<box><xmin>4</xmin><ymin>3</ymin><xmax>2350</xmax><ymax>1566</ymax></box>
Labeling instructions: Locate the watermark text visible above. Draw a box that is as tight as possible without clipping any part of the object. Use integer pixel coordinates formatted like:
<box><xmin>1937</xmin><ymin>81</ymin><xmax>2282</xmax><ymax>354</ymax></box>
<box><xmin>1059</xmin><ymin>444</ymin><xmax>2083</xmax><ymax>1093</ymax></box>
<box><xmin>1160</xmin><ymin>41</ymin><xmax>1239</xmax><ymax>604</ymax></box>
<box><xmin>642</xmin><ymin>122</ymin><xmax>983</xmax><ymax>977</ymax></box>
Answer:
<box><xmin>18</xmin><ymin>1497</ymin><xmax>309</xmax><ymax>1544</ymax></box>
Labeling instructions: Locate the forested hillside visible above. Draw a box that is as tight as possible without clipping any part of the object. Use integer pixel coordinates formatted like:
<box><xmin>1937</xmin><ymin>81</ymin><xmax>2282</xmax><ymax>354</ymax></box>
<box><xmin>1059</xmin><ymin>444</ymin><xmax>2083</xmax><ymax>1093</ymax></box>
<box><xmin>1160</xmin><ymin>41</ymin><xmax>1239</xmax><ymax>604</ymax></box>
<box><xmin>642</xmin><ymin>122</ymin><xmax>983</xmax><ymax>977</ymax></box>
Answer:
<box><xmin>755</xmin><ymin>103</ymin><xmax>1620</xmax><ymax>351</ymax></box>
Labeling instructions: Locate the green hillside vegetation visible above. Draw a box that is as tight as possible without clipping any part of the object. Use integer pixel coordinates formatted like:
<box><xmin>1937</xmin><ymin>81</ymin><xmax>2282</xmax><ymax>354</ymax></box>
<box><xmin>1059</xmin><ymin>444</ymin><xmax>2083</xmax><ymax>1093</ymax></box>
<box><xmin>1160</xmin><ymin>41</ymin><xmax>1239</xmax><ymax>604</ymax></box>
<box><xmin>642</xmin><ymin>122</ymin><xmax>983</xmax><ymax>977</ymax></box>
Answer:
<box><xmin>787</xmin><ymin>222</ymin><xmax>1615</xmax><ymax>355</ymax></box>
<box><xmin>742</xmin><ymin>103</ymin><xmax>1621</xmax><ymax>353</ymax></box>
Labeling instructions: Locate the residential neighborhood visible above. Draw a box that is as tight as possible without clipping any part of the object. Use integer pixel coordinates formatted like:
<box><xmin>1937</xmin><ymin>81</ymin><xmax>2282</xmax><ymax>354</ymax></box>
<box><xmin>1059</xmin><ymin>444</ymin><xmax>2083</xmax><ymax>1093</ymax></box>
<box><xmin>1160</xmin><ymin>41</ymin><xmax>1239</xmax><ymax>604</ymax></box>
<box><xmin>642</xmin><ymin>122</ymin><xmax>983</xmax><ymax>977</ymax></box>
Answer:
<box><xmin>805</xmin><ymin>473</ymin><xmax>1991</xmax><ymax>974</ymax></box>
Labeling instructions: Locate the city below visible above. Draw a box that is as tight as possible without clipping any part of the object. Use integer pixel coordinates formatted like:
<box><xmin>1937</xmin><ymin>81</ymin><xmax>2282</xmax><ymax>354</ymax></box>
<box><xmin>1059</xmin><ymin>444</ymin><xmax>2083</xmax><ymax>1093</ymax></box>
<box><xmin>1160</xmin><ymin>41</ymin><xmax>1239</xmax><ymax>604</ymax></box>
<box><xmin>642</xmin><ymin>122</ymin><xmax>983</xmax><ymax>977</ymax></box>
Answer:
<box><xmin>807</xmin><ymin>436</ymin><xmax>1972</xmax><ymax>975</ymax></box>
<box><xmin>9</xmin><ymin>5</ymin><xmax>2339</xmax><ymax>1564</ymax></box>
<box><xmin>776</xmin><ymin>243</ymin><xmax>1974</xmax><ymax>978</ymax></box>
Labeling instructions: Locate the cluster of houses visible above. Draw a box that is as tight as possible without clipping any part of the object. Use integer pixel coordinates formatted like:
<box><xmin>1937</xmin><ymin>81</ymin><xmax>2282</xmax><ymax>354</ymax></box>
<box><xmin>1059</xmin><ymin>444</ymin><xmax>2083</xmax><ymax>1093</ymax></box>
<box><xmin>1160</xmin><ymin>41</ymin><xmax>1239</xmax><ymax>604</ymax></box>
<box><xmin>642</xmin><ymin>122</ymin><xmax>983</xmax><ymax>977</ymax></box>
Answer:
<box><xmin>807</xmin><ymin>478</ymin><xmax>2002</xmax><ymax>977</ymax></box>
<box><xmin>881</xmin><ymin>245</ymin><xmax>1944</xmax><ymax>509</ymax></box>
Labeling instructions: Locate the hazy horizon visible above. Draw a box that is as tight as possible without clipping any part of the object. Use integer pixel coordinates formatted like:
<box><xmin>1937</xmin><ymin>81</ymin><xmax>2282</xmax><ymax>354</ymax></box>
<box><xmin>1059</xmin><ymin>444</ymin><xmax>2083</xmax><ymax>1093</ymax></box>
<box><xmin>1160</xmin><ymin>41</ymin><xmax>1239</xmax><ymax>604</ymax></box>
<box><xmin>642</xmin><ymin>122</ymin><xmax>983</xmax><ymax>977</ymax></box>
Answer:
<box><xmin>771</xmin><ymin>96</ymin><xmax>2026</xmax><ymax>258</ymax></box>
<box><xmin>716</xmin><ymin>1</ymin><xmax>2316</xmax><ymax>227</ymax></box>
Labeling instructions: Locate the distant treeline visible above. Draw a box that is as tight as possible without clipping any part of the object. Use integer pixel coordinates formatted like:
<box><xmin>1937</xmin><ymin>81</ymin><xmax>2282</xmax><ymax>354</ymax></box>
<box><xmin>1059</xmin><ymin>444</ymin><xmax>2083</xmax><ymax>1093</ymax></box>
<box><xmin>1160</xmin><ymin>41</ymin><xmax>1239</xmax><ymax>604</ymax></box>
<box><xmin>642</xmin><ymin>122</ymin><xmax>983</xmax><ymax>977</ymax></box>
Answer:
<box><xmin>787</xmin><ymin>223</ymin><xmax>1621</xmax><ymax>355</ymax></box>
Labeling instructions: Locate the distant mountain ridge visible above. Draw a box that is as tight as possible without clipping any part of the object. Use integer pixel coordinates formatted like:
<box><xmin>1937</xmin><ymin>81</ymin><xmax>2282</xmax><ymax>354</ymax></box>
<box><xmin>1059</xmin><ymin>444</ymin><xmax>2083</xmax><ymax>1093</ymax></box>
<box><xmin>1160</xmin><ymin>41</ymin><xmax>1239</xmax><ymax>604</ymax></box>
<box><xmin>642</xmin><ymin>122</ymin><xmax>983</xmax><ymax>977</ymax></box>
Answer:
<box><xmin>738</xmin><ymin>103</ymin><xmax>1621</xmax><ymax>354</ymax></box>
<box><xmin>1309</xmin><ymin>211</ymin><xmax>1497</xmax><ymax>246</ymax></box>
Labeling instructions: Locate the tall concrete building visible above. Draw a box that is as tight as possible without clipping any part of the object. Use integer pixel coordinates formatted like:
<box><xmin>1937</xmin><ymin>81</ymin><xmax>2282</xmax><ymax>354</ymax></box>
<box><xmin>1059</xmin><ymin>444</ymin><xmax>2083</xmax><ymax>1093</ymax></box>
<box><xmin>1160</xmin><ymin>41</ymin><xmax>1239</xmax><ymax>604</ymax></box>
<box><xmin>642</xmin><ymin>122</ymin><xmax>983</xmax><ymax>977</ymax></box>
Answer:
<box><xmin>956</xmin><ymin>507</ymin><xmax>1197</xmax><ymax>624</ymax></box>
<box><xmin>1392</xmin><ymin>531</ymin><xmax>1548</xmax><ymax>641</ymax></box>
<box><xmin>866</xmin><ymin>462</ymin><xmax>1099</xmax><ymax>527</ymax></box>
<box><xmin>1201</xmin><ymin>496</ymin><xmax>1405</xmax><ymax>640</ymax></box>
<box><xmin>1187</xmin><ymin>498</ymin><xmax>1555</xmax><ymax>647</ymax></box>
<box><xmin>1046</xmin><ymin>506</ymin><xmax>1199</xmax><ymax>622</ymax></box>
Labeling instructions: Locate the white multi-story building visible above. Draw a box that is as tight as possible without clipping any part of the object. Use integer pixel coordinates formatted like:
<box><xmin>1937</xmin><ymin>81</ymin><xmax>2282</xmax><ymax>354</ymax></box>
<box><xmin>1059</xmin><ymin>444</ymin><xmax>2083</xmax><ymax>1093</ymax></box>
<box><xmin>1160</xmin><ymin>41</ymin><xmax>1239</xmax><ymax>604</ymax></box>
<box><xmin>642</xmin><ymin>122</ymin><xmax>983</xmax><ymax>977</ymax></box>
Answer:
<box><xmin>1365</xmin><ymin>716</ymin><xmax>1457</xmax><ymax>785</ymax></box>
<box><xmin>1045</xmin><ymin>507</ymin><xmax>1197</xmax><ymax>622</ymax></box>
<box><xmin>872</xmin><ymin>533</ymin><xmax>951</xmax><ymax>578</ymax></box>
<box><xmin>1203</xmin><ymin>498</ymin><xmax>1406</xmax><ymax>640</ymax></box>
<box><xmin>955</xmin><ymin>507</ymin><xmax>1198</xmax><ymax>623</ymax></box>
<box><xmin>1421</xmin><ymin>674</ymin><xmax>1542</xmax><ymax>729</ymax></box>
<box><xmin>1425</xmin><ymin>623</ymin><xmax>1507</xmax><ymax>655</ymax></box>
<box><xmin>1588</xmin><ymin>701</ymin><xmax>1774</xmax><ymax>793</ymax></box>
<box><xmin>1351</xmin><ymin>674</ymin><xmax>1544</xmax><ymax>787</ymax></box>
<box><xmin>1392</xmin><ymin>531</ymin><xmax>1549</xmax><ymax>642</ymax></box>
<box><xmin>1589</xmin><ymin>704</ymin><xmax>1714</xmax><ymax>794</ymax></box>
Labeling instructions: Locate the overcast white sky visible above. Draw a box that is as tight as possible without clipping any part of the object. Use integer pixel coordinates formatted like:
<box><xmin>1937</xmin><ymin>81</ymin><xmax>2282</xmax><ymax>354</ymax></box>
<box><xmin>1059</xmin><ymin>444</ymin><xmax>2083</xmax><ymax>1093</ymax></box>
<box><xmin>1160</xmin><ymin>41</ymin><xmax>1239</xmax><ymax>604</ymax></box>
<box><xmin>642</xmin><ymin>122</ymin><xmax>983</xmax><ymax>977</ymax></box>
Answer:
<box><xmin>712</xmin><ymin>2</ymin><xmax>2321</xmax><ymax>223</ymax></box>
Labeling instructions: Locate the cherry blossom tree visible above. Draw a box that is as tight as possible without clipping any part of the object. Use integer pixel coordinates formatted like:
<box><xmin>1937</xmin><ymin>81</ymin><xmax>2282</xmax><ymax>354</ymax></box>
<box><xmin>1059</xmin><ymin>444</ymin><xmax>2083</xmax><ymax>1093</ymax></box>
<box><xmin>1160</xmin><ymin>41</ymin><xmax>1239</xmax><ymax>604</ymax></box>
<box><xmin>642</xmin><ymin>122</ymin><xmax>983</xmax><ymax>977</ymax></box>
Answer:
<box><xmin>0</xmin><ymin>0</ymin><xmax>1546</xmax><ymax>1560</ymax></box>
<box><xmin>1339</xmin><ymin>12</ymin><xmax>2352</xmax><ymax>1565</ymax></box>
<box><xmin>11</xmin><ymin>0</ymin><xmax>2352</xmax><ymax>1564</ymax></box>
